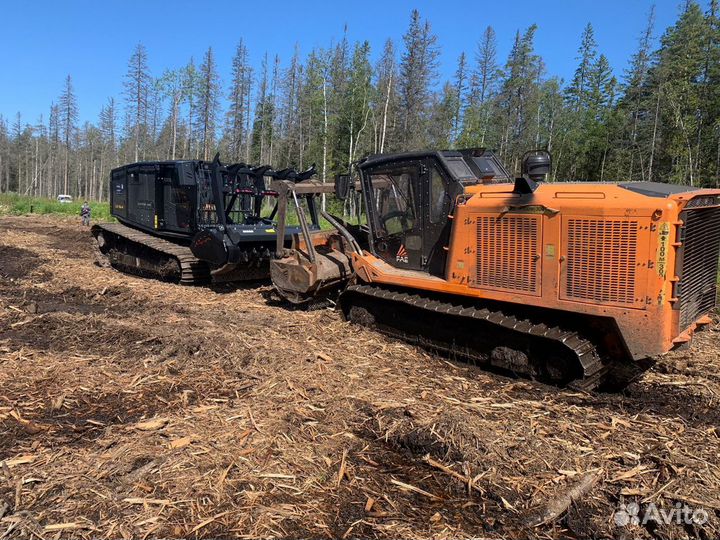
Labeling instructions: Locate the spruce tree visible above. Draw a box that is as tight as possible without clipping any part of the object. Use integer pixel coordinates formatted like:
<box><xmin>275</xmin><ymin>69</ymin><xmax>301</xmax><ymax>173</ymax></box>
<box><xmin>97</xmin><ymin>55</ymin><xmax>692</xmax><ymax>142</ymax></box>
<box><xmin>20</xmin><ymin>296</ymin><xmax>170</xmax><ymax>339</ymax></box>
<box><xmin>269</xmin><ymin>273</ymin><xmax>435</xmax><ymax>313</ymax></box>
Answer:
<box><xmin>158</xmin><ymin>70</ymin><xmax>182</xmax><ymax>159</ymax></box>
<box><xmin>250</xmin><ymin>53</ymin><xmax>271</xmax><ymax>163</ymax></box>
<box><xmin>451</xmin><ymin>52</ymin><xmax>467</xmax><ymax>145</ymax></box>
<box><xmin>374</xmin><ymin>39</ymin><xmax>398</xmax><ymax>153</ymax></box>
<box><xmin>48</xmin><ymin>104</ymin><xmax>59</xmax><ymax>195</ymax></box>
<box><xmin>566</xmin><ymin>23</ymin><xmax>598</xmax><ymax>111</ymax></box>
<box><xmin>429</xmin><ymin>82</ymin><xmax>457</xmax><ymax>148</ymax></box>
<box><xmin>581</xmin><ymin>54</ymin><xmax>617</xmax><ymax>180</ymax></box>
<box><xmin>699</xmin><ymin>0</ymin><xmax>720</xmax><ymax>184</ymax></box>
<box><xmin>471</xmin><ymin>26</ymin><xmax>499</xmax><ymax>107</ymax></box>
<box><xmin>197</xmin><ymin>47</ymin><xmax>221</xmax><ymax>161</ymax></box>
<box><xmin>123</xmin><ymin>44</ymin><xmax>151</xmax><ymax>162</ymax></box>
<box><xmin>460</xmin><ymin>26</ymin><xmax>499</xmax><ymax>147</ymax></box>
<box><xmin>297</xmin><ymin>48</ymin><xmax>328</xmax><ymax>170</ymax></box>
<box><xmin>496</xmin><ymin>25</ymin><xmax>542</xmax><ymax>171</ymax></box>
<box><xmin>338</xmin><ymin>41</ymin><xmax>372</xmax><ymax>170</ymax></box>
<box><xmin>613</xmin><ymin>5</ymin><xmax>656</xmax><ymax>182</ymax></box>
<box><xmin>182</xmin><ymin>58</ymin><xmax>199</xmax><ymax>159</ymax></box>
<box><xmin>99</xmin><ymin>97</ymin><xmax>118</xmax><ymax>184</ymax></box>
<box><xmin>58</xmin><ymin>75</ymin><xmax>78</xmax><ymax>195</ymax></box>
<box><xmin>226</xmin><ymin>40</ymin><xmax>251</xmax><ymax>162</ymax></box>
<box><xmin>280</xmin><ymin>45</ymin><xmax>301</xmax><ymax>166</ymax></box>
<box><xmin>398</xmin><ymin>9</ymin><xmax>440</xmax><ymax>149</ymax></box>
<box><xmin>651</xmin><ymin>1</ymin><xmax>708</xmax><ymax>184</ymax></box>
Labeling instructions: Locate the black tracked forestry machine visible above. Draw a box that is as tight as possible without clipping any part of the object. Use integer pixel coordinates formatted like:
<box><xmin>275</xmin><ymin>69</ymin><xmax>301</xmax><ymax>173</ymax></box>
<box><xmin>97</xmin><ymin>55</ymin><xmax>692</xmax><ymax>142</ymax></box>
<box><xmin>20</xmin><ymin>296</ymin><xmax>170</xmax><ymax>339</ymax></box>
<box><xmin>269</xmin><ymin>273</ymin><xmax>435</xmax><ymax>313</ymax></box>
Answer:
<box><xmin>92</xmin><ymin>155</ymin><xmax>320</xmax><ymax>284</ymax></box>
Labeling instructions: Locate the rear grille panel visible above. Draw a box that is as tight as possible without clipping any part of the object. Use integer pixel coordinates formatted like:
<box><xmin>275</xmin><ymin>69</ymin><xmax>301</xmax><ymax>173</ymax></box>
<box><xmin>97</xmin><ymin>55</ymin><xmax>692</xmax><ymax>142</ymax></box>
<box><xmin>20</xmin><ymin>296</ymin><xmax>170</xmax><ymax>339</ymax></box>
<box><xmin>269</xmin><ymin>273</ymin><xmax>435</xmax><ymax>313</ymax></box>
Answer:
<box><xmin>563</xmin><ymin>219</ymin><xmax>640</xmax><ymax>306</ymax></box>
<box><xmin>677</xmin><ymin>206</ymin><xmax>720</xmax><ymax>329</ymax></box>
<box><xmin>474</xmin><ymin>215</ymin><xmax>541</xmax><ymax>295</ymax></box>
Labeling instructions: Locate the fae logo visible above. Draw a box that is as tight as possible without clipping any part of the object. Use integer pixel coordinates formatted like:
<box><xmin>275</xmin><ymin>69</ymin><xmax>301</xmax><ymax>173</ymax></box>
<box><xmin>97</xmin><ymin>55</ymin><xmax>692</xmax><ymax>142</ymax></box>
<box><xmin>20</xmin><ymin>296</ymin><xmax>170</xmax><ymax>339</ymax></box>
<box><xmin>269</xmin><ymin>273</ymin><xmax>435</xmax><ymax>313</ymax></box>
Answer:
<box><xmin>396</xmin><ymin>245</ymin><xmax>409</xmax><ymax>264</ymax></box>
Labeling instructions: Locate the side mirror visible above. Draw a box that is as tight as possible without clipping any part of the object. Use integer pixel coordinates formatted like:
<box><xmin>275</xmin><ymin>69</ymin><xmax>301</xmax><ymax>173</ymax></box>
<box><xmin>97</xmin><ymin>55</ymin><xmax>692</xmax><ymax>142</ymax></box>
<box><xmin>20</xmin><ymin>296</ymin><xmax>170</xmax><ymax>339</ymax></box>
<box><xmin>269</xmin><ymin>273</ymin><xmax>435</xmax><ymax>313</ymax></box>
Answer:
<box><xmin>521</xmin><ymin>150</ymin><xmax>551</xmax><ymax>182</ymax></box>
<box><xmin>335</xmin><ymin>174</ymin><xmax>352</xmax><ymax>200</ymax></box>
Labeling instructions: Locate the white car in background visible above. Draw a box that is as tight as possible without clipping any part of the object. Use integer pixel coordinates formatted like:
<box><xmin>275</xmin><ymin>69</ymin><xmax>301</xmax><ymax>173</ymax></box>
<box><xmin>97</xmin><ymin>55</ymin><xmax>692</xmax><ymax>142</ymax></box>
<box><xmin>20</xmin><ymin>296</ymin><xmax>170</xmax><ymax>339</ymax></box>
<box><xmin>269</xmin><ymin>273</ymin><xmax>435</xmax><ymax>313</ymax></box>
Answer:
<box><xmin>56</xmin><ymin>194</ymin><xmax>73</xmax><ymax>204</ymax></box>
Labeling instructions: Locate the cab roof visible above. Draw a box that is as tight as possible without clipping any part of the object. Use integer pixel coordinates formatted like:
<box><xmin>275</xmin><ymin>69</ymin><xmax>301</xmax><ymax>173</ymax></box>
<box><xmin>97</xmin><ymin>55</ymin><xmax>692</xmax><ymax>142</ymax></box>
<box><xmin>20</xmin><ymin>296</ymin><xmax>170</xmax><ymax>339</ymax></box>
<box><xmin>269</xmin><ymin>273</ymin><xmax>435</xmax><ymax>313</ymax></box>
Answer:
<box><xmin>358</xmin><ymin>148</ymin><xmax>513</xmax><ymax>184</ymax></box>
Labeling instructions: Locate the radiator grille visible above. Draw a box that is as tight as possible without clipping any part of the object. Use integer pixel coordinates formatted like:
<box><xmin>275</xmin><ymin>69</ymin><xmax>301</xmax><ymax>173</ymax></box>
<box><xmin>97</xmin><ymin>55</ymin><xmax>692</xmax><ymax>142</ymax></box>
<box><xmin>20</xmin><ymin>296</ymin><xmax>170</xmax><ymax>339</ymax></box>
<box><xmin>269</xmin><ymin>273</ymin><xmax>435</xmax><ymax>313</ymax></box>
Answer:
<box><xmin>564</xmin><ymin>219</ymin><xmax>639</xmax><ymax>305</ymax></box>
<box><xmin>475</xmin><ymin>215</ymin><xmax>541</xmax><ymax>295</ymax></box>
<box><xmin>677</xmin><ymin>206</ymin><xmax>720</xmax><ymax>329</ymax></box>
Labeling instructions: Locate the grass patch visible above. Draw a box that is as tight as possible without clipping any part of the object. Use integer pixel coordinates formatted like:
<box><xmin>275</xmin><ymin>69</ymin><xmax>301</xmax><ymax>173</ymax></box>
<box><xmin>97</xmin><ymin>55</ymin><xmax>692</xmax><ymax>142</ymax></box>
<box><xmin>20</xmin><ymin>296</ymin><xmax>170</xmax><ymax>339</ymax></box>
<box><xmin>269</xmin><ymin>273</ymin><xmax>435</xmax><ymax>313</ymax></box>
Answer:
<box><xmin>258</xmin><ymin>195</ymin><xmax>361</xmax><ymax>231</ymax></box>
<box><xmin>0</xmin><ymin>193</ymin><xmax>355</xmax><ymax>230</ymax></box>
<box><xmin>0</xmin><ymin>193</ymin><xmax>113</xmax><ymax>221</ymax></box>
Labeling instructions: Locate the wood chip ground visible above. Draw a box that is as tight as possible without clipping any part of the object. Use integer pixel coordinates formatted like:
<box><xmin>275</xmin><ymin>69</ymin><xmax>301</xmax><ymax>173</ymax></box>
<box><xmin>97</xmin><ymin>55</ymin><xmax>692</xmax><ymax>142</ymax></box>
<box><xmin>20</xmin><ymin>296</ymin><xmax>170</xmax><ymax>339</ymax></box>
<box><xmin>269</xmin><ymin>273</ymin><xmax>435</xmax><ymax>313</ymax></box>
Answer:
<box><xmin>1</xmin><ymin>215</ymin><xmax>719</xmax><ymax>539</ymax></box>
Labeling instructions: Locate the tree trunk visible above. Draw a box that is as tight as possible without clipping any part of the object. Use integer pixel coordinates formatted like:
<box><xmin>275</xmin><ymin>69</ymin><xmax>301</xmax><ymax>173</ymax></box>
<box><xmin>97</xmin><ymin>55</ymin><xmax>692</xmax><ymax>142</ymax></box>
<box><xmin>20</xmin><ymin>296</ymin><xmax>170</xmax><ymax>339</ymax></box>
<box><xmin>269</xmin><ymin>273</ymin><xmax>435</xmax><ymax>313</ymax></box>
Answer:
<box><xmin>92</xmin><ymin>159</ymin><xmax>97</xmax><ymax>201</ymax></box>
<box><xmin>348</xmin><ymin>118</ymin><xmax>354</xmax><ymax>172</ymax></box>
<box><xmin>98</xmin><ymin>153</ymin><xmax>104</xmax><ymax>201</ymax></box>
<box><xmin>648</xmin><ymin>90</ymin><xmax>660</xmax><ymax>182</ymax></box>
<box><xmin>297</xmin><ymin>98</ymin><xmax>304</xmax><ymax>169</ymax></box>
<box><xmin>171</xmin><ymin>94</ymin><xmax>178</xmax><ymax>160</ymax></box>
<box><xmin>63</xmin><ymin>147</ymin><xmax>69</xmax><ymax>195</ymax></box>
<box><xmin>715</xmin><ymin>135</ymin><xmax>720</xmax><ymax>188</ymax></box>
<box><xmin>322</xmin><ymin>76</ymin><xmax>328</xmax><ymax>212</ymax></box>
<box><xmin>33</xmin><ymin>137</ymin><xmax>39</xmax><ymax>197</ymax></box>
<box><xmin>629</xmin><ymin>108</ymin><xmax>639</xmax><ymax>181</ymax></box>
<box><xmin>380</xmin><ymin>71</ymin><xmax>392</xmax><ymax>153</ymax></box>
<box><xmin>77</xmin><ymin>160</ymin><xmax>82</xmax><ymax>199</ymax></box>
<box><xmin>245</xmin><ymin>81</ymin><xmax>252</xmax><ymax>163</ymax></box>
<box><xmin>187</xmin><ymin>92</ymin><xmax>194</xmax><ymax>160</ymax></box>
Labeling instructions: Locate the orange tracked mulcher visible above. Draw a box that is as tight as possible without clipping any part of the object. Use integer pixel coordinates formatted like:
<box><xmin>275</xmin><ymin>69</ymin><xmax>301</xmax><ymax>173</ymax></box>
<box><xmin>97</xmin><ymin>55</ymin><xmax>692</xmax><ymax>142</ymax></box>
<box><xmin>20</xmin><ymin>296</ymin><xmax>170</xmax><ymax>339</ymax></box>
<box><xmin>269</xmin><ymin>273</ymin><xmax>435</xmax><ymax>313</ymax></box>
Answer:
<box><xmin>271</xmin><ymin>149</ymin><xmax>720</xmax><ymax>389</ymax></box>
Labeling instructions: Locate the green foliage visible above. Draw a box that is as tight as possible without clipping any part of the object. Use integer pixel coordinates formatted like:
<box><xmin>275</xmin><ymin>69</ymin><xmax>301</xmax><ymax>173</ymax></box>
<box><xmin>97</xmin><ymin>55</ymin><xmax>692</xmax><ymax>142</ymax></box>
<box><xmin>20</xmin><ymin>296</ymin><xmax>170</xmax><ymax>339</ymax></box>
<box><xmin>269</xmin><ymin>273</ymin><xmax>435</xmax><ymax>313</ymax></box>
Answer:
<box><xmin>0</xmin><ymin>193</ymin><xmax>113</xmax><ymax>220</ymax></box>
<box><xmin>197</xmin><ymin>47</ymin><xmax>222</xmax><ymax>160</ymax></box>
<box><xmin>493</xmin><ymin>25</ymin><xmax>543</xmax><ymax>172</ymax></box>
<box><xmin>565</xmin><ymin>23</ymin><xmax>598</xmax><ymax>110</ymax></box>
<box><xmin>652</xmin><ymin>2</ymin><xmax>709</xmax><ymax>184</ymax></box>
<box><xmin>335</xmin><ymin>40</ymin><xmax>373</xmax><ymax>171</ymax></box>
<box><xmin>264</xmin><ymin>194</ymin><xmax>346</xmax><ymax>231</ymax></box>
<box><xmin>398</xmin><ymin>9</ymin><xmax>440</xmax><ymax>149</ymax></box>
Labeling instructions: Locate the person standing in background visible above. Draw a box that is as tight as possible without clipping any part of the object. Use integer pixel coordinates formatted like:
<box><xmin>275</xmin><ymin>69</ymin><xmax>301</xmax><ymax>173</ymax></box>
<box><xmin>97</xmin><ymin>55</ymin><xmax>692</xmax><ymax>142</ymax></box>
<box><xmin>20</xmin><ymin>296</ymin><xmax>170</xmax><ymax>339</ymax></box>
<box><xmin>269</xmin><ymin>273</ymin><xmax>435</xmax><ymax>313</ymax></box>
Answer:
<box><xmin>80</xmin><ymin>201</ymin><xmax>92</xmax><ymax>226</ymax></box>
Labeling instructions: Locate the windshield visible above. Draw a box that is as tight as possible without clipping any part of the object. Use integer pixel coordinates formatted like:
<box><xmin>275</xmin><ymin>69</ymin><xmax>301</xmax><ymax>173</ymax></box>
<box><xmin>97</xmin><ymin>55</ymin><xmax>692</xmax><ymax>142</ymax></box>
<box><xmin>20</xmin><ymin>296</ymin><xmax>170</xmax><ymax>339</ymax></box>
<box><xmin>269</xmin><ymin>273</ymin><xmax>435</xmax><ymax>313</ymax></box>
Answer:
<box><xmin>367</xmin><ymin>166</ymin><xmax>417</xmax><ymax>236</ymax></box>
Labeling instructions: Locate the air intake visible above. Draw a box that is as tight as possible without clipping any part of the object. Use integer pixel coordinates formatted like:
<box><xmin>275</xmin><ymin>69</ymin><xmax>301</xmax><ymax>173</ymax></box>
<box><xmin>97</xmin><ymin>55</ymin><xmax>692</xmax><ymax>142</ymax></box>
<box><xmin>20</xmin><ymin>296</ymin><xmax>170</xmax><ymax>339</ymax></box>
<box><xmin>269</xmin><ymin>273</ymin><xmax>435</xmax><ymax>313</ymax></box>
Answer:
<box><xmin>677</xmin><ymin>206</ymin><xmax>720</xmax><ymax>329</ymax></box>
<box><xmin>475</xmin><ymin>215</ymin><xmax>541</xmax><ymax>295</ymax></box>
<box><xmin>563</xmin><ymin>219</ymin><xmax>640</xmax><ymax>306</ymax></box>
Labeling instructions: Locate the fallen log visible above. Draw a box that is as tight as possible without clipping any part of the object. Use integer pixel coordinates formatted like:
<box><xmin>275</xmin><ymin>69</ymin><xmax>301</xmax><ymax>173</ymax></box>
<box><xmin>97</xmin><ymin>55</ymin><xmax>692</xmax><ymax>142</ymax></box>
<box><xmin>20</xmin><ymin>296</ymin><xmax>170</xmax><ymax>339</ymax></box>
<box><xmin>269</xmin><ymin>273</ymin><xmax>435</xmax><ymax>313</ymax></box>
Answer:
<box><xmin>528</xmin><ymin>471</ymin><xmax>600</xmax><ymax>527</ymax></box>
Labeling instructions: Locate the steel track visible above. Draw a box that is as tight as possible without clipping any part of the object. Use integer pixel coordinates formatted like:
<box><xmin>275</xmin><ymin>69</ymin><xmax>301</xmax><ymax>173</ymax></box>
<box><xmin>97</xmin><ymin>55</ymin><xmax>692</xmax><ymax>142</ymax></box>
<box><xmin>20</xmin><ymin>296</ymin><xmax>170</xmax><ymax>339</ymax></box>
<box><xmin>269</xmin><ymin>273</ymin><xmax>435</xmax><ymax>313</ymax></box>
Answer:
<box><xmin>340</xmin><ymin>283</ymin><xmax>609</xmax><ymax>391</ymax></box>
<box><xmin>92</xmin><ymin>223</ymin><xmax>211</xmax><ymax>285</ymax></box>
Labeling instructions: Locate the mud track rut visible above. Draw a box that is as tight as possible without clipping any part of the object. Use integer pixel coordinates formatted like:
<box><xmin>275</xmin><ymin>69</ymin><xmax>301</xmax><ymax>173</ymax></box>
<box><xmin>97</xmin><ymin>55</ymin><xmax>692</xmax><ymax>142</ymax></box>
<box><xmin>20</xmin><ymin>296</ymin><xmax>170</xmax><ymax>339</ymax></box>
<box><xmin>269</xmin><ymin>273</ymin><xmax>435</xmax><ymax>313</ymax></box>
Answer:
<box><xmin>1</xmin><ymin>214</ymin><xmax>719</xmax><ymax>539</ymax></box>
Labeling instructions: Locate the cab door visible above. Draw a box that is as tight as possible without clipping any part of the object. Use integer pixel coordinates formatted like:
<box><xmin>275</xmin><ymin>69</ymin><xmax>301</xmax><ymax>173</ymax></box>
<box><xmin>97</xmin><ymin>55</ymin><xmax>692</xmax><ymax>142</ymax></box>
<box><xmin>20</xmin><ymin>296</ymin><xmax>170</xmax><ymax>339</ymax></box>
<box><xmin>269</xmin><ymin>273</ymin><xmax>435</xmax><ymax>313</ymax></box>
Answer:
<box><xmin>422</xmin><ymin>160</ymin><xmax>455</xmax><ymax>276</ymax></box>
<box><xmin>363</xmin><ymin>161</ymin><xmax>424</xmax><ymax>270</ymax></box>
<box><xmin>159</xmin><ymin>165</ymin><xmax>193</xmax><ymax>233</ymax></box>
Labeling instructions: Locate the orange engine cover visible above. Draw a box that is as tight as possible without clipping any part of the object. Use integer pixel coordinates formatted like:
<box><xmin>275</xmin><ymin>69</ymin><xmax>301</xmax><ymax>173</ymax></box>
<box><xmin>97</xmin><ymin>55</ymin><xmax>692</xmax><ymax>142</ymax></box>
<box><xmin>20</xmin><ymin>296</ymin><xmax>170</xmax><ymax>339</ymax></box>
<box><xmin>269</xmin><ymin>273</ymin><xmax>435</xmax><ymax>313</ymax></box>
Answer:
<box><xmin>353</xmin><ymin>181</ymin><xmax>720</xmax><ymax>361</ymax></box>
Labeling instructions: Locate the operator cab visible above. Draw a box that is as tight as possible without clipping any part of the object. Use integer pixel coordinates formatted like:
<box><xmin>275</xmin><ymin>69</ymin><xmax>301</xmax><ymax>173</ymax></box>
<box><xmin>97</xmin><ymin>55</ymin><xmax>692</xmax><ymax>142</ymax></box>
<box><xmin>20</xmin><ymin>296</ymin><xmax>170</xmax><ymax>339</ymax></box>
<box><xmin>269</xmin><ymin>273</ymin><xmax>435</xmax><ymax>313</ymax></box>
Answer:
<box><xmin>357</xmin><ymin>148</ymin><xmax>512</xmax><ymax>276</ymax></box>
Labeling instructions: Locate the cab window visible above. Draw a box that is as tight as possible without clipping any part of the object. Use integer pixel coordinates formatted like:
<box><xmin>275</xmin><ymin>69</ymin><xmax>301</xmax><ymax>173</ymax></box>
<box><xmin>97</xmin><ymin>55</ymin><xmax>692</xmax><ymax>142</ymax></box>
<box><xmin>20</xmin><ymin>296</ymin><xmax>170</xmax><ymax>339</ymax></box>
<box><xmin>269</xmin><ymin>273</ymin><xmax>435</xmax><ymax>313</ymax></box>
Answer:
<box><xmin>429</xmin><ymin>166</ymin><xmax>449</xmax><ymax>224</ymax></box>
<box><xmin>368</xmin><ymin>165</ymin><xmax>417</xmax><ymax>236</ymax></box>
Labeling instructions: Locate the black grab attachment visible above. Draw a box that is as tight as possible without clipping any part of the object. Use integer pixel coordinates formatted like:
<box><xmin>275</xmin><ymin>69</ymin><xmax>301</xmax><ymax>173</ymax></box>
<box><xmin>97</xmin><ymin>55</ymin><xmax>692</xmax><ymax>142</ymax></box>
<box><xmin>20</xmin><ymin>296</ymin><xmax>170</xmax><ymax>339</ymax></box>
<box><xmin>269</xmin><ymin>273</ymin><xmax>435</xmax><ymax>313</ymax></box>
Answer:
<box><xmin>209</xmin><ymin>156</ymin><xmax>319</xmax><ymax>226</ymax></box>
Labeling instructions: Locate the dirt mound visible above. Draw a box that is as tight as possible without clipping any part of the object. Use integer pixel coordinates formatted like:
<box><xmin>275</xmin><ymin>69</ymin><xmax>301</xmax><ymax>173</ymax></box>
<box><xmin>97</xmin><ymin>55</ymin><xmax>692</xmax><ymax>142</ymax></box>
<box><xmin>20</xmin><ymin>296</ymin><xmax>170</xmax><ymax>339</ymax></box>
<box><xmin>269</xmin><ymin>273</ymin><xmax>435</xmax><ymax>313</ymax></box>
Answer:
<box><xmin>1</xmin><ymin>214</ymin><xmax>719</xmax><ymax>539</ymax></box>
<box><xmin>0</xmin><ymin>245</ymin><xmax>40</xmax><ymax>280</ymax></box>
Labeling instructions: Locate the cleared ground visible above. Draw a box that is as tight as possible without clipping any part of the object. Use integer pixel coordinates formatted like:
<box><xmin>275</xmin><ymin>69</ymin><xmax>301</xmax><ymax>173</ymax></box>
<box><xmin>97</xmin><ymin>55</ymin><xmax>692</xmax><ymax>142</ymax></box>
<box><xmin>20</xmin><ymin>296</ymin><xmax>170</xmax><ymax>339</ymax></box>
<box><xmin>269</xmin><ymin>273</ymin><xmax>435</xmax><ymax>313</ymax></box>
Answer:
<box><xmin>1</xmin><ymin>214</ymin><xmax>719</xmax><ymax>539</ymax></box>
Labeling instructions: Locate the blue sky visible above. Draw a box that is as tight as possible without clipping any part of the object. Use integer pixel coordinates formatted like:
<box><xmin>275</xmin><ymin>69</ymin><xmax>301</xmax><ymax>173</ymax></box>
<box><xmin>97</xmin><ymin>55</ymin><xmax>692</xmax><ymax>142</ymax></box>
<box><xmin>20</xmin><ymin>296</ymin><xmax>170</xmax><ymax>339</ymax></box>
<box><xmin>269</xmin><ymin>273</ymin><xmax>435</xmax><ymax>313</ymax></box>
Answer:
<box><xmin>0</xmin><ymin>0</ymin><xmax>688</xmax><ymax>126</ymax></box>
